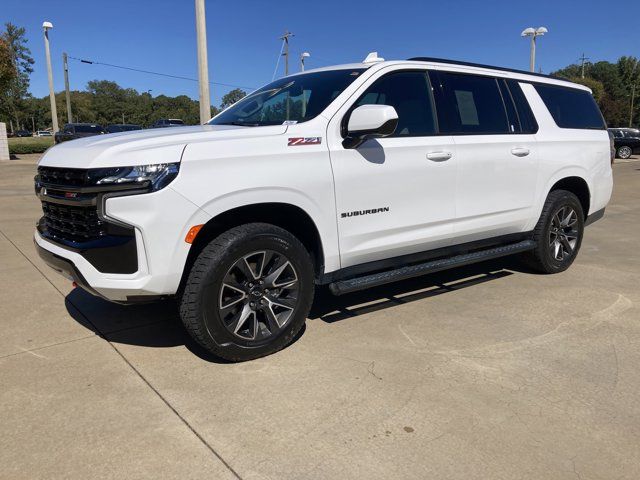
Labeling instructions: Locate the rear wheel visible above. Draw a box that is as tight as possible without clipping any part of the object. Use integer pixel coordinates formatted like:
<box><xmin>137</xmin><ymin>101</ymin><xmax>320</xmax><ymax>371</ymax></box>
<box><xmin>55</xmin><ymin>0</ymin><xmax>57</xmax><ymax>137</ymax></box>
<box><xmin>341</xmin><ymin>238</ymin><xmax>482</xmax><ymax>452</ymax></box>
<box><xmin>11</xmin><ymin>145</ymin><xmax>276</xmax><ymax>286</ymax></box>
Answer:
<box><xmin>180</xmin><ymin>223</ymin><xmax>314</xmax><ymax>361</ymax></box>
<box><xmin>524</xmin><ymin>190</ymin><xmax>584</xmax><ymax>274</ymax></box>
<box><xmin>617</xmin><ymin>146</ymin><xmax>632</xmax><ymax>159</ymax></box>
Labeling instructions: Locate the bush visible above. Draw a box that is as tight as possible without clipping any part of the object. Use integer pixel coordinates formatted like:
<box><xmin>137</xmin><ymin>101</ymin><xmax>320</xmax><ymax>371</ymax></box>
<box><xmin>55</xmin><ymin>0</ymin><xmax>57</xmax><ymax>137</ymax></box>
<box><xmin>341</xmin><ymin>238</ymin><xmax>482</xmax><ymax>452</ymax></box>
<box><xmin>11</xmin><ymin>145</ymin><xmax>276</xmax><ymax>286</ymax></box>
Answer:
<box><xmin>8</xmin><ymin>136</ymin><xmax>54</xmax><ymax>154</ymax></box>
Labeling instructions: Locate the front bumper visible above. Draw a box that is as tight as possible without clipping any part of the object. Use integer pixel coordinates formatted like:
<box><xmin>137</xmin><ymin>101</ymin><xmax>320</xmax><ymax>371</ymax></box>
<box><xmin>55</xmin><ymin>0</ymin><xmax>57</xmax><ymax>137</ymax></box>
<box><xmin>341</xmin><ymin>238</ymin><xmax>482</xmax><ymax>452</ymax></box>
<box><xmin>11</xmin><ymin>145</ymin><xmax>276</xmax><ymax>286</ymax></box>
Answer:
<box><xmin>34</xmin><ymin>184</ymin><xmax>211</xmax><ymax>303</ymax></box>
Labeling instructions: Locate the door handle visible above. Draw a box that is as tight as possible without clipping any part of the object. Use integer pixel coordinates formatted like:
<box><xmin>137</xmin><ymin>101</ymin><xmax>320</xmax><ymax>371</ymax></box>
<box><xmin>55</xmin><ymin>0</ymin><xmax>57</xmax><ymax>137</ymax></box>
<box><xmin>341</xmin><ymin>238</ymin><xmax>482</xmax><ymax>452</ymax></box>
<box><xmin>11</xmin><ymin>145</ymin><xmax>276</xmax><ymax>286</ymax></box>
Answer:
<box><xmin>511</xmin><ymin>147</ymin><xmax>530</xmax><ymax>157</ymax></box>
<box><xmin>426</xmin><ymin>151</ymin><xmax>452</xmax><ymax>161</ymax></box>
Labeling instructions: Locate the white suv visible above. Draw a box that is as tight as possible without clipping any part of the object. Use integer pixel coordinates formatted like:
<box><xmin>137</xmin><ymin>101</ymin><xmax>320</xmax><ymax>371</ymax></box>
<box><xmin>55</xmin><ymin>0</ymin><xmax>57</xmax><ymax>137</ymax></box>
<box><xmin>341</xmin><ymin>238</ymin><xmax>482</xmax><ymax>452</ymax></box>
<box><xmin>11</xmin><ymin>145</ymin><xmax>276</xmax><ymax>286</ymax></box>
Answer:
<box><xmin>34</xmin><ymin>54</ymin><xmax>613</xmax><ymax>361</ymax></box>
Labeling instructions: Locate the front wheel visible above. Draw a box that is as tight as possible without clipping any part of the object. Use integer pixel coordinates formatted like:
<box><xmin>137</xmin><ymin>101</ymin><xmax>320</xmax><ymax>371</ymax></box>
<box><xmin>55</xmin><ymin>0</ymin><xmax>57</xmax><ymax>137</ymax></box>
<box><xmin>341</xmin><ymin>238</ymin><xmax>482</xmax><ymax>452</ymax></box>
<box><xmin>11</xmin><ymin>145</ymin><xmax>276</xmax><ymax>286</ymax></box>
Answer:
<box><xmin>617</xmin><ymin>146</ymin><xmax>632</xmax><ymax>159</ymax></box>
<box><xmin>524</xmin><ymin>190</ymin><xmax>584</xmax><ymax>274</ymax></box>
<box><xmin>180</xmin><ymin>223</ymin><xmax>315</xmax><ymax>362</ymax></box>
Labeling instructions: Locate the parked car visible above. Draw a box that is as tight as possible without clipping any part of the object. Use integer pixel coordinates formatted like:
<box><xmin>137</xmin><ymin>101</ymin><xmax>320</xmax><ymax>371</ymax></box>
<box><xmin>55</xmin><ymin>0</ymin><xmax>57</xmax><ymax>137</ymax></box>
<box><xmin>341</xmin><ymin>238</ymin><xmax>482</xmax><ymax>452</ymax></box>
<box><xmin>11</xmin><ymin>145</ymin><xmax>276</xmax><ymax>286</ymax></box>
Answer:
<box><xmin>34</xmin><ymin>53</ymin><xmax>613</xmax><ymax>361</ymax></box>
<box><xmin>14</xmin><ymin>130</ymin><xmax>32</xmax><ymax>138</ymax></box>
<box><xmin>54</xmin><ymin>123</ymin><xmax>104</xmax><ymax>144</ymax></box>
<box><xmin>36</xmin><ymin>131</ymin><xmax>52</xmax><ymax>137</ymax></box>
<box><xmin>150</xmin><ymin>118</ymin><xmax>185</xmax><ymax>128</ymax></box>
<box><xmin>105</xmin><ymin>124</ymin><xmax>143</xmax><ymax>134</ymax></box>
<box><xmin>608</xmin><ymin>127</ymin><xmax>640</xmax><ymax>159</ymax></box>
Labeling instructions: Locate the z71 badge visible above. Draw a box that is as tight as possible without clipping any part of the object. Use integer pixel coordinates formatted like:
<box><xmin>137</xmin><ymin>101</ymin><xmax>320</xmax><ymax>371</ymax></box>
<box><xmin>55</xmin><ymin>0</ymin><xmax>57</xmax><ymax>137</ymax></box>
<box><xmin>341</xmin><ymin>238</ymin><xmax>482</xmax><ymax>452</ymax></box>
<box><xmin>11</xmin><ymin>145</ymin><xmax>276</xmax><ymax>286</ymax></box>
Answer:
<box><xmin>288</xmin><ymin>137</ymin><xmax>322</xmax><ymax>146</ymax></box>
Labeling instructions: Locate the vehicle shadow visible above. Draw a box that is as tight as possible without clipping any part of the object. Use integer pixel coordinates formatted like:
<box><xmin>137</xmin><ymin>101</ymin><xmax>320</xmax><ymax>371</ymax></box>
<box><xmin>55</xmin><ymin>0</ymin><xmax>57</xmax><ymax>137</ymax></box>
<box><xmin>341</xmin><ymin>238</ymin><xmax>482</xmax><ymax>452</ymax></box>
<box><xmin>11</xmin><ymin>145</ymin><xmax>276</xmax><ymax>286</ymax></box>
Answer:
<box><xmin>65</xmin><ymin>256</ymin><xmax>531</xmax><ymax>362</ymax></box>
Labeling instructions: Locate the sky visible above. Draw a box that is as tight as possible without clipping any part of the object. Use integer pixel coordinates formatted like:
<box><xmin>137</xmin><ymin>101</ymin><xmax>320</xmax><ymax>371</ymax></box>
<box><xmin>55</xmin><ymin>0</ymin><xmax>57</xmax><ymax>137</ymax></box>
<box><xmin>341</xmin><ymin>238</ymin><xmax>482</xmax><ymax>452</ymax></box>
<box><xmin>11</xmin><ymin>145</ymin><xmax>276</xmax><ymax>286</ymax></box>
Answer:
<box><xmin>3</xmin><ymin>0</ymin><xmax>639</xmax><ymax>106</ymax></box>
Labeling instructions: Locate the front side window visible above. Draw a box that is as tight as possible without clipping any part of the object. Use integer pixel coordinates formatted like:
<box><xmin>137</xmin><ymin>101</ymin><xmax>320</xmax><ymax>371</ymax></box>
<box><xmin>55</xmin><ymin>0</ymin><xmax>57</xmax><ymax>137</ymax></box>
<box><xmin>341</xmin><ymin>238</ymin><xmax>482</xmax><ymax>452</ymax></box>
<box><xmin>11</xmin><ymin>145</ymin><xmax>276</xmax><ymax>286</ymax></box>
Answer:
<box><xmin>434</xmin><ymin>72</ymin><xmax>509</xmax><ymax>134</ymax></box>
<box><xmin>351</xmin><ymin>71</ymin><xmax>436</xmax><ymax>136</ymax></box>
<box><xmin>210</xmin><ymin>69</ymin><xmax>365</xmax><ymax>127</ymax></box>
<box><xmin>533</xmin><ymin>83</ymin><xmax>606</xmax><ymax>130</ymax></box>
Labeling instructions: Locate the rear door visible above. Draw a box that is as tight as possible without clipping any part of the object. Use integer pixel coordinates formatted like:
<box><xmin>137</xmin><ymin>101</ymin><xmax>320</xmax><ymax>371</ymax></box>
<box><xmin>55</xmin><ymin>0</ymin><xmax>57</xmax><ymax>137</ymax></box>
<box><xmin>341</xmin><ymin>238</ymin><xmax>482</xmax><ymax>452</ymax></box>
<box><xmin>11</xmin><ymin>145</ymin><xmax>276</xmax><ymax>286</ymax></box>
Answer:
<box><xmin>430</xmin><ymin>71</ymin><xmax>539</xmax><ymax>242</ymax></box>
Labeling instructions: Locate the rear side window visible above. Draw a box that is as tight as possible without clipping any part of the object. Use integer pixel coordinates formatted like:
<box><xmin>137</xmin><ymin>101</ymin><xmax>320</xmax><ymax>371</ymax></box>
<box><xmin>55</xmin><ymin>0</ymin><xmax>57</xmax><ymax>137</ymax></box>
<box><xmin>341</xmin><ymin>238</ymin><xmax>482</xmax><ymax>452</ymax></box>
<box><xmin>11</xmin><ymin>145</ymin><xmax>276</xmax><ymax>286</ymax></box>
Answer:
<box><xmin>506</xmin><ymin>80</ymin><xmax>538</xmax><ymax>134</ymax></box>
<box><xmin>352</xmin><ymin>71</ymin><xmax>436</xmax><ymax>136</ymax></box>
<box><xmin>533</xmin><ymin>84</ymin><xmax>605</xmax><ymax>130</ymax></box>
<box><xmin>433</xmin><ymin>72</ymin><xmax>509</xmax><ymax>134</ymax></box>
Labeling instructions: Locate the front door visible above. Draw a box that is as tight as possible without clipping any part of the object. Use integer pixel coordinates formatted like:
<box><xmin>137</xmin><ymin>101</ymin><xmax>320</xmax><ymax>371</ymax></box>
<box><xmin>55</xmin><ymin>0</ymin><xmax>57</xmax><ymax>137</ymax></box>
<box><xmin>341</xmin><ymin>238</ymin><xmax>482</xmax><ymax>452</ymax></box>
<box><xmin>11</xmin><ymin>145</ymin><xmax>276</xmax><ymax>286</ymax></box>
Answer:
<box><xmin>327</xmin><ymin>69</ymin><xmax>458</xmax><ymax>268</ymax></box>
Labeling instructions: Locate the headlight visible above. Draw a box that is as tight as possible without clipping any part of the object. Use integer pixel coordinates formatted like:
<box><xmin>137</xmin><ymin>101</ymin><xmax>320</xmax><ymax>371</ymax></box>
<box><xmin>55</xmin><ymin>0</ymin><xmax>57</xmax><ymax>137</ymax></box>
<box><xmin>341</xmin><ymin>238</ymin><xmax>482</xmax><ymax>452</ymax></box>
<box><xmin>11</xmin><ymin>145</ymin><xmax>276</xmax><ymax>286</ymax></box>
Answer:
<box><xmin>89</xmin><ymin>163</ymin><xmax>180</xmax><ymax>192</ymax></box>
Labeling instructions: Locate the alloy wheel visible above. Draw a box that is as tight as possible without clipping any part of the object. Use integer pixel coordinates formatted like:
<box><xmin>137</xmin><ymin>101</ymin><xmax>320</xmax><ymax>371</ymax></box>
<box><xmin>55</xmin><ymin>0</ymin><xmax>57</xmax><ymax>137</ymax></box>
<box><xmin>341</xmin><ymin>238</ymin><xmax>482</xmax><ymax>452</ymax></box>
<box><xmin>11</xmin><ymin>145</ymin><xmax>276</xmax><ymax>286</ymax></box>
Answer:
<box><xmin>618</xmin><ymin>146</ymin><xmax>632</xmax><ymax>159</ymax></box>
<box><xmin>218</xmin><ymin>250</ymin><xmax>299</xmax><ymax>341</ymax></box>
<box><xmin>548</xmin><ymin>206</ymin><xmax>579</xmax><ymax>261</ymax></box>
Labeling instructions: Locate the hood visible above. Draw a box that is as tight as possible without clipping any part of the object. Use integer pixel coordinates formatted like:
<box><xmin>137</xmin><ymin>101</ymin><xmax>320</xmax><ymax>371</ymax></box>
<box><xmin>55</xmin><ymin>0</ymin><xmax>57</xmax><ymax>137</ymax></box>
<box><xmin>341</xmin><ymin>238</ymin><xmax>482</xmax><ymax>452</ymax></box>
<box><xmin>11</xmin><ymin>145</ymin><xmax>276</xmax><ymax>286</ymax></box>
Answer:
<box><xmin>39</xmin><ymin>124</ymin><xmax>287</xmax><ymax>169</ymax></box>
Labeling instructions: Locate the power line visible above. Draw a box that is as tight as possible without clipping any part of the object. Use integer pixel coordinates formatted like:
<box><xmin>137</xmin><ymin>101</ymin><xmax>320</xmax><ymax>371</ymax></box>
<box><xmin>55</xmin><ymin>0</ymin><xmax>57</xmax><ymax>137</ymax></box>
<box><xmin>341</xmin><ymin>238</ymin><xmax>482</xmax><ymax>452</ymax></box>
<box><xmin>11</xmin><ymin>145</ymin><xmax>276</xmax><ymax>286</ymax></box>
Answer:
<box><xmin>67</xmin><ymin>56</ymin><xmax>256</xmax><ymax>90</ymax></box>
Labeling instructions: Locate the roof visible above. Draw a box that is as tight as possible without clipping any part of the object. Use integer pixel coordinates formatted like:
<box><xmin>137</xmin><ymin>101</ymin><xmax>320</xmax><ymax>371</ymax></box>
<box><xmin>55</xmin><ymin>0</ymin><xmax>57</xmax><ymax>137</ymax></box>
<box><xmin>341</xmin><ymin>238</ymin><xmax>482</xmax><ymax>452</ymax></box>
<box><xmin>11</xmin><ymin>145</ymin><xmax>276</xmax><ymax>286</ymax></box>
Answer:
<box><xmin>407</xmin><ymin>57</ymin><xmax>552</xmax><ymax>79</ymax></box>
<box><xmin>293</xmin><ymin>57</ymin><xmax>591</xmax><ymax>92</ymax></box>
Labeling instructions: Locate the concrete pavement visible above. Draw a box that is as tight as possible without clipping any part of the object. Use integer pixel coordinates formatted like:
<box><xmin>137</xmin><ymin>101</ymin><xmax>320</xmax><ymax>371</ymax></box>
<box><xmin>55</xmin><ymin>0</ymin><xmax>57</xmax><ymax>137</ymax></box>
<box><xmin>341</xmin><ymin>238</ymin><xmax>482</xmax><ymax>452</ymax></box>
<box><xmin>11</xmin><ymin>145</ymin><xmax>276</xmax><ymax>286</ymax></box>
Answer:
<box><xmin>1</xmin><ymin>154</ymin><xmax>639</xmax><ymax>479</ymax></box>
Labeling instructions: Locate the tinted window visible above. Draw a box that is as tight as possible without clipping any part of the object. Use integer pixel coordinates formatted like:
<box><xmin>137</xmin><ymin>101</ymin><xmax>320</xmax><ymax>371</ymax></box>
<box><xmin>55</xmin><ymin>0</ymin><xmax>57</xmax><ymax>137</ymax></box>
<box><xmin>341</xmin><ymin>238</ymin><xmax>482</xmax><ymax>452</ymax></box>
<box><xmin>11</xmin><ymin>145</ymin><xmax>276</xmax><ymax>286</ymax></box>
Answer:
<box><xmin>352</xmin><ymin>71</ymin><xmax>436</xmax><ymax>136</ymax></box>
<box><xmin>497</xmin><ymin>80</ymin><xmax>519</xmax><ymax>133</ymax></box>
<box><xmin>534</xmin><ymin>84</ymin><xmax>605</xmax><ymax>129</ymax></box>
<box><xmin>435</xmin><ymin>72</ymin><xmax>509</xmax><ymax>134</ymax></box>
<box><xmin>74</xmin><ymin>124</ymin><xmax>103</xmax><ymax>133</ymax></box>
<box><xmin>211</xmin><ymin>69</ymin><xmax>365</xmax><ymax>126</ymax></box>
<box><xmin>168</xmin><ymin>120</ymin><xmax>184</xmax><ymax>125</ymax></box>
<box><xmin>506</xmin><ymin>80</ymin><xmax>538</xmax><ymax>134</ymax></box>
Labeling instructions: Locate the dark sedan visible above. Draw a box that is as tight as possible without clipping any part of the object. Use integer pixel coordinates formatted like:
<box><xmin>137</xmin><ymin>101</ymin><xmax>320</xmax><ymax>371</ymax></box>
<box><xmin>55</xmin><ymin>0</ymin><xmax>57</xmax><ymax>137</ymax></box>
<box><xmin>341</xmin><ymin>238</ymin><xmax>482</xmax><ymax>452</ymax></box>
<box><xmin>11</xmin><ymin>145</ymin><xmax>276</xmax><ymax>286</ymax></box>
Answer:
<box><xmin>609</xmin><ymin>128</ymin><xmax>640</xmax><ymax>159</ymax></box>
<box><xmin>15</xmin><ymin>129</ymin><xmax>32</xmax><ymax>138</ymax></box>
<box><xmin>106</xmin><ymin>124</ymin><xmax>143</xmax><ymax>134</ymax></box>
<box><xmin>54</xmin><ymin>123</ymin><xmax>105</xmax><ymax>144</ymax></box>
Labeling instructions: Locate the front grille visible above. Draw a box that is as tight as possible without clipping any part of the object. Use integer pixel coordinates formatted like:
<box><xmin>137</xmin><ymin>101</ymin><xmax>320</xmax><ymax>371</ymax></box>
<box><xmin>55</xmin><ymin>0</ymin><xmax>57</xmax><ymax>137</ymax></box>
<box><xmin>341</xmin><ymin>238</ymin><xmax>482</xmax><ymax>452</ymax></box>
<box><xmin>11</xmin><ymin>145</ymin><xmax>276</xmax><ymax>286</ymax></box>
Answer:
<box><xmin>42</xmin><ymin>202</ymin><xmax>106</xmax><ymax>243</ymax></box>
<box><xmin>36</xmin><ymin>166</ymin><xmax>139</xmax><ymax>274</ymax></box>
<box><xmin>37</xmin><ymin>167</ymin><xmax>105</xmax><ymax>243</ymax></box>
<box><xmin>38</xmin><ymin>166</ymin><xmax>89</xmax><ymax>187</ymax></box>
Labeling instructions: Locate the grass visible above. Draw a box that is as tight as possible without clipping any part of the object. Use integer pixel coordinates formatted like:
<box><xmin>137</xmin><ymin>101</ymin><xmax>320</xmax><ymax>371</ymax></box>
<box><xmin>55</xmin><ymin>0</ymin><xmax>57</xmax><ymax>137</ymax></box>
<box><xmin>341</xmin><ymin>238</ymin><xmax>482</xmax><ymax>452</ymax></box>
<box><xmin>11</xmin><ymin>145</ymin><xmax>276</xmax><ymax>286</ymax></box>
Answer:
<box><xmin>8</xmin><ymin>136</ymin><xmax>55</xmax><ymax>155</ymax></box>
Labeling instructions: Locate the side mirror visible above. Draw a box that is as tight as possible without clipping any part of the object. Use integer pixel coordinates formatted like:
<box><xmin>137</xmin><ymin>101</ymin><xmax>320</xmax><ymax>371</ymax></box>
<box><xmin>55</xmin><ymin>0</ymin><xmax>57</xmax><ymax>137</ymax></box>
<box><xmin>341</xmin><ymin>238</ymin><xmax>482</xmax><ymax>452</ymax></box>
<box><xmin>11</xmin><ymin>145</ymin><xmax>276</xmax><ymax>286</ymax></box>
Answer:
<box><xmin>343</xmin><ymin>104</ymin><xmax>398</xmax><ymax>149</ymax></box>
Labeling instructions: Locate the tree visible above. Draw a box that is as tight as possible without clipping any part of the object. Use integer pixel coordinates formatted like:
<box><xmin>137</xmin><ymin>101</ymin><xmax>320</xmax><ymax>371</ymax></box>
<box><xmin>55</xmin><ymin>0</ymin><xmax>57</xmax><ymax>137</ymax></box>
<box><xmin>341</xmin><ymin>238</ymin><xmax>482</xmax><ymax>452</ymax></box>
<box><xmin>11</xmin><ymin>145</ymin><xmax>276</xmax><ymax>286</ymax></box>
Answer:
<box><xmin>0</xmin><ymin>23</ymin><xmax>35</xmax><ymax>131</ymax></box>
<box><xmin>0</xmin><ymin>38</ymin><xmax>15</xmax><ymax>95</ymax></box>
<box><xmin>220</xmin><ymin>88</ymin><xmax>246</xmax><ymax>110</ymax></box>
<box><xmin>552</xmin><ymin>56</ymin><xmax>640</xmax><ymax>128</ymax></box>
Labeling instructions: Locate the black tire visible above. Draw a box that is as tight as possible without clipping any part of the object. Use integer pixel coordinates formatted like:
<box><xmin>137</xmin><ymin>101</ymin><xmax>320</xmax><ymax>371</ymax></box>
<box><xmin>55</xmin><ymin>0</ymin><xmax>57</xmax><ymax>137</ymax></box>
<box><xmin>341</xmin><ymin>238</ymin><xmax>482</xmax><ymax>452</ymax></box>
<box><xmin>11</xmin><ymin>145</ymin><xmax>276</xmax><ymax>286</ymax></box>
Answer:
<box><xmin>617</xmin><ymin>146</ymin><xmax>632</xmax><ymax>159</ymax></box>
<box><xmin>179</xmin><ymin>223</ymin><xmax>315</xmax><ymax>362</ymax></box>
<box><xmin>524</xmin><ymin>190</ymin><xmax>584</xmax><ymax>274</ymax></box>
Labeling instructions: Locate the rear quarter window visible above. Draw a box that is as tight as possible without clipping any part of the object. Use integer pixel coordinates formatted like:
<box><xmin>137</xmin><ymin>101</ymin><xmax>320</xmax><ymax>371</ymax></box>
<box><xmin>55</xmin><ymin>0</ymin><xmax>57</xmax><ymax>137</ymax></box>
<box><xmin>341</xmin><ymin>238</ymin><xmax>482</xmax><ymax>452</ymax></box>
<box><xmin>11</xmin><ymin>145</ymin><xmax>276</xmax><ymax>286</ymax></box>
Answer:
<box><xmin>534</xmin><ymin>83</ymin><xmax>606</xmax><ymax>130</ymax></box>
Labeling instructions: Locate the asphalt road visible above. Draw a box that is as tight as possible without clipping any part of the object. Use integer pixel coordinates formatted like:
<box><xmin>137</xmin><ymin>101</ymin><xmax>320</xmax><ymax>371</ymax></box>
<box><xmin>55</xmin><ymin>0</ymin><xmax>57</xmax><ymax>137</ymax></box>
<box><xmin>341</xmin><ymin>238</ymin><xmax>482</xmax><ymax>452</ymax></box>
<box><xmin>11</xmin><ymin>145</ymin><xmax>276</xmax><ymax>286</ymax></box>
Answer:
<box><xmin>1</xmin><ymin>154</ymin><xmax>639</xmax><ymax>479</ymax></box>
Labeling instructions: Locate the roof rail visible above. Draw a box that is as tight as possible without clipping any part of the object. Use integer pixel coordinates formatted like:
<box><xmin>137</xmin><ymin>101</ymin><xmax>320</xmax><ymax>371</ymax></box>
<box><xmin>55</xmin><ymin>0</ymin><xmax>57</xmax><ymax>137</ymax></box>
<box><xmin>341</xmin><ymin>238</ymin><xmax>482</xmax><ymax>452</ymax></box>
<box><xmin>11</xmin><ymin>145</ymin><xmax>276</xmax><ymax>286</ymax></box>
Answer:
<box><xmin>407</xmin><ymin>57</ymin><xmax>554</xmax><ymax>79</ymax></box>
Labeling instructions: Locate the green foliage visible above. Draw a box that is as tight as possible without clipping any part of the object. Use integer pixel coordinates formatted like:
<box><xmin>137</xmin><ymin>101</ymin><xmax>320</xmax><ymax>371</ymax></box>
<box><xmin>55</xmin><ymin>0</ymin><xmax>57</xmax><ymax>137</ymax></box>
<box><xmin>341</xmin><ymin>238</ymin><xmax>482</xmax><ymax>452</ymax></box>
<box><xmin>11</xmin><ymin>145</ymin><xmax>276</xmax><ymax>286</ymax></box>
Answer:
<box><xmin>0</xmin><ymin>38</ymin><xmax>16</xmax><ymax>94</ymax></box>
<box><xmin>0</xmin><ymin>23</ymin><xmax>35</xmax><ymax>130</ymax></box>
<box><xmin>220</xmin><ymin>88</ymin><xmax>247</xmax><ymax>110</ymax></box>
<box><xmin>8</xmin><ymin>136</ymin><xmax>54</xmax><ymax>154</ymax></box>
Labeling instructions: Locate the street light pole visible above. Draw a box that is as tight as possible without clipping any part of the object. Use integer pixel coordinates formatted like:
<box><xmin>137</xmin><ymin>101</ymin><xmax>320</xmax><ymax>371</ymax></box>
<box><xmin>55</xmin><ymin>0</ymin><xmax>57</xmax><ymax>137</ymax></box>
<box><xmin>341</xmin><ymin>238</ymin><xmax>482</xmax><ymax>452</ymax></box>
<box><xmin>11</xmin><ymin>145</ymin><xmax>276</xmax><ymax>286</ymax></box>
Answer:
<box><xmin>300</xmin><ymin>52</ymin><xmax>310</xmax><ymax>72</ymax></box>
<box><xmin>521</xmin><ymin>27</ymin><xmax>548</xmax><ymax>72</ymax></box>
<box><xmin>43</xmin><ymin>21</ymin><xmax>59</xmax><ymax>133</ymax></box>
<box><xmin>63</xmin><ymin>52</ymin><xmax>72</xmax><ymax>123</ymax></box>
<box><xmin>195</xmin><ymin>0</ymin><xmax>211</xmax><ymax>124</ymax></box>
<box><xmin>529</xmin><ymin>35</ymin><xmax>536</xmax><ymax>73</ymax></box>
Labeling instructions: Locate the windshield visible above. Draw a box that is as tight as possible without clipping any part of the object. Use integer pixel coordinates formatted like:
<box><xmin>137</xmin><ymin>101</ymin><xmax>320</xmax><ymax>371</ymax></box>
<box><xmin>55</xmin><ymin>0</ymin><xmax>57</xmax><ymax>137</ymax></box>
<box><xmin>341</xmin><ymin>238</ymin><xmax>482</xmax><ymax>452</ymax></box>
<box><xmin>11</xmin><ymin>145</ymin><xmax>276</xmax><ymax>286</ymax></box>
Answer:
<box><xmin>209</xmin><ymin>68</ymin><xmax>366</xmax><ymax>127</ymax></box>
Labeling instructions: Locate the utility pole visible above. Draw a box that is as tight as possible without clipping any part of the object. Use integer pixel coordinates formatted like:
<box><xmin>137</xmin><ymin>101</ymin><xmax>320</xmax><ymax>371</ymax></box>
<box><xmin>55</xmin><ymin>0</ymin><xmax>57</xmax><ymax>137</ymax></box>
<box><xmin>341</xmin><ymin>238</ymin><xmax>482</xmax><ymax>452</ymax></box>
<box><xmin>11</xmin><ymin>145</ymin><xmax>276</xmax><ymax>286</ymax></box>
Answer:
<box><xmin>43</xmin><ymin>22</ymin><xmax>59</xmax><ymax>133</ymax></box>
<box><xmin>63</xmin><ymin>52</ymin><xmax>72</xmax><ymax>123</ymax></box>
<box><xmin>280</xmin><ymin>31</ymin><xmax>294</xmax><ymax>76</ymax></box>
<box><xmin>194</xmin><ymin>0</ymin><xmax>211</xmax><ymax>124</ymax></box>
<box><xmin>579</xmin><ymin>53</ymin><xmax>590</xmax><ymax>79</ymax></box>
